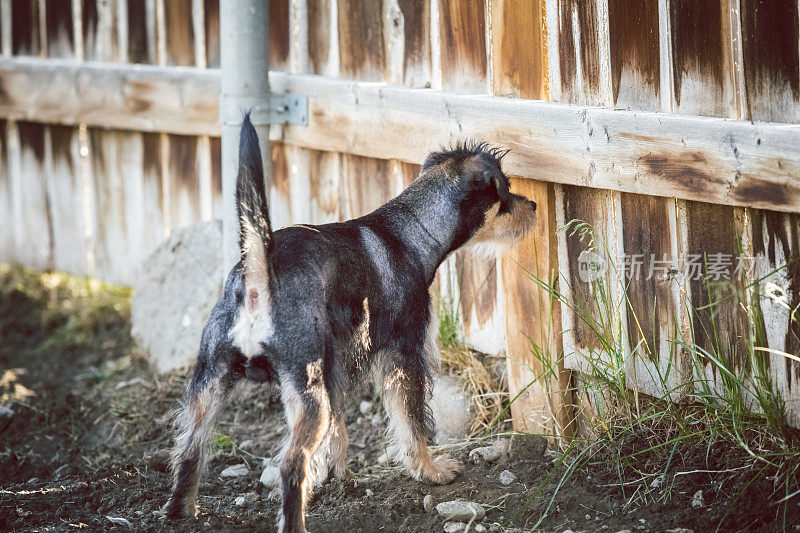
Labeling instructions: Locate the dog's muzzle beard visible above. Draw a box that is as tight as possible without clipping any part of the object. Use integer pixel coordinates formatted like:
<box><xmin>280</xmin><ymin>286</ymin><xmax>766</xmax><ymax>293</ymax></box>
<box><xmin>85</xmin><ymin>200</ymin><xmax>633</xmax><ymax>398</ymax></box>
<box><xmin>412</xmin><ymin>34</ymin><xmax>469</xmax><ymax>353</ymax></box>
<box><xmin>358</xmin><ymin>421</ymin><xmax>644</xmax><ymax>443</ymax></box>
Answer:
<box><xmin>467</xmin><ymin>194</ymin><xmax>538</xmax><ymax>259</ymax></box>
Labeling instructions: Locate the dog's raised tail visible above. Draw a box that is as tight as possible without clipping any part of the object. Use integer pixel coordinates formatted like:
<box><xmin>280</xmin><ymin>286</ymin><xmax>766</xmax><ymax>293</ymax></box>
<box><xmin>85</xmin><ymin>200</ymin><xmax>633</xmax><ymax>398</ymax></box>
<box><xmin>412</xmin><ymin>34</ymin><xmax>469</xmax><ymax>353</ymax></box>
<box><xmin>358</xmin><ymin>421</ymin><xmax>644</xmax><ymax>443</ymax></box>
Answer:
<box><xmin>237</xmin><ymin>113</ymin><xmax>274</xmax><ymax>301</ymax></box>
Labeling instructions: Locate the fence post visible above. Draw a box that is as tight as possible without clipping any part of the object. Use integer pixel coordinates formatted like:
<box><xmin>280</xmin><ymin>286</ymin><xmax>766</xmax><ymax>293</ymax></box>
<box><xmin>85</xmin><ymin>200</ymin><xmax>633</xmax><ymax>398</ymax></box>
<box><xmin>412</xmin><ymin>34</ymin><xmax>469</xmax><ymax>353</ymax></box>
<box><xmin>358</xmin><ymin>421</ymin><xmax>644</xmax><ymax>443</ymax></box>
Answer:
<box><xmin>220</xmin><ymin>1</ymin><xmax>271</xmax><ymax>274</ymax></box>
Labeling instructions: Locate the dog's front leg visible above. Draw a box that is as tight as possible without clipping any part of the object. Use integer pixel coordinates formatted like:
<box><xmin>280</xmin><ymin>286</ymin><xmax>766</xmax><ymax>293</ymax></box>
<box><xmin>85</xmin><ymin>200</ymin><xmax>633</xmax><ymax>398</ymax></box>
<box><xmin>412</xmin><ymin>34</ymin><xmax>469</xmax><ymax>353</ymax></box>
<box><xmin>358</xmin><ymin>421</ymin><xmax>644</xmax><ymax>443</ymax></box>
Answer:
<box><xmin>278</xmin><ymin>361</ymin><xmax>332</xmax><ymax>533</ymax></box>
<box><xmin>164</xmin><ymin>368</ymin><xmax>239</xmax><ymax>518</ymax></box>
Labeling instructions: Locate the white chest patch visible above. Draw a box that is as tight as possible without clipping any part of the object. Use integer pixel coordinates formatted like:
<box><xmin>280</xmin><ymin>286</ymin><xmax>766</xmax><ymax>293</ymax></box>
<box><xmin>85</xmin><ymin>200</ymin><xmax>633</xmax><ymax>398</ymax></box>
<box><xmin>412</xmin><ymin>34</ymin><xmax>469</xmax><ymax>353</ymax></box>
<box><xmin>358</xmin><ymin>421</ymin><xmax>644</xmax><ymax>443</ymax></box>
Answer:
<box><xmin>229</xmin><ymin>298</ymin><xmax>273</xmax><ymax>358</ymax></box>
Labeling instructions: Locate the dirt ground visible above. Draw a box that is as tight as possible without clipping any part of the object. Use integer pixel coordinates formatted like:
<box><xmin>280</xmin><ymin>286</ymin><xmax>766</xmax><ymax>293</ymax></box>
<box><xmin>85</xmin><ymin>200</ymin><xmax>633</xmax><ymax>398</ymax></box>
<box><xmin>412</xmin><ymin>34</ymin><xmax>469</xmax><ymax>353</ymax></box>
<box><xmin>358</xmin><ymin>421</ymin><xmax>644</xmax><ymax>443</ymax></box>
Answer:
<box><xmin>1</xmin><ymin>266</ymin><xmax>798</xmax><ymax>532</ymax></box>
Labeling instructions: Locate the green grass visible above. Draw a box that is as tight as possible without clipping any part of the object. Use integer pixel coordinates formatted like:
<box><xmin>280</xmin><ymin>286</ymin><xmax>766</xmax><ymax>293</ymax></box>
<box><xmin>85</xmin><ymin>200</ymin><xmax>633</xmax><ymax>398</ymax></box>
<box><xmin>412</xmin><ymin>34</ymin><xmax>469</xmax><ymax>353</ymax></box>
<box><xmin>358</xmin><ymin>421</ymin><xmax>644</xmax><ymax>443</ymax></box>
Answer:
<box><xmin>501</xmin><ymin>220</ymin><xmax>800</xmax><ymax>531</ymax></box>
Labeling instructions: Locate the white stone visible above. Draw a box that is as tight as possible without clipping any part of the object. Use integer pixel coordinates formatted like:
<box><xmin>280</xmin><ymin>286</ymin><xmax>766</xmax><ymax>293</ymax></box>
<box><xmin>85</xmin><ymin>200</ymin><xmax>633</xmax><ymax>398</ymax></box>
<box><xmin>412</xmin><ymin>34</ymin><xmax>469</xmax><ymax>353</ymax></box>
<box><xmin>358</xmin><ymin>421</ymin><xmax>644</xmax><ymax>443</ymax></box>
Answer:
<box><xmin>260</xmin><ymin>465</ymin><xmax>281</xmax><ymax>487</ymax></box>
<box><xmin>377</xmin><ymin>452</ymin><xmax>388</xmax><ymax>464</ymax></box>
<box><xmin>105</xmin><ymin>516</ymin><xmax>133</xmax><ymax>529</ymax></box>
<box><xmin>474</xmin><ymin>525</ymin><xmax>486</xmax><ymax>533</ymax></box>
<box><xmin>370</xmin><ymin>413</ymin><xmax>383</xmax><ymax>426</ymax></box>
<box><xmin>238</xmin><ymin>439</ymin><xmax>254</xmax><ymax>451</ymax></box>
<box><xmin>359</xmin><ymin>400</ymin><xmax>373</xmax><ymax>415</ymax></box>
<box><xmin>691</xmin><ymin>490</ymin><xmax>705</xmax><ymax>508</ymax></box>
<box><xmin>444</xmin><ymin>522</ymin><xmax>466</xmax><ymax>533</ymax></box>
<box><xmin>469</xmin><ymin>440</ymin><xmax>509</xmax><ymax>464</ymax></box>
<box><xmin>365</xmin><ymin>488</ymin><xmax>374</xmax><ymax>497</ymax></box>
<box><xmin>423</xmin><ymin>494</ymin><xmax>435</xmax><ymax>512</ymax></box>
<box><xmin>429</xmin><ymin>376</ymin><xmax>471</xmax><ymax>444</ymax></box>
<box><xmin>132</xmin><ymin>221</ymin><xmax>224</xmax><ymax>373</ymax></box>
<box><xmin>219</xmin><ymin>464</ymin><xmax>249</xmax><ymax>478</ymax></box>
<box><xmin>499</xmin><ymin>469</ymin><xmax>517</xmax><ymax>485</ymax></box>
<box><xmin>234</xmin><ymin>492</ymin><xmax>258</xmax><ymax>507</ymax></box>
<box><xmin>436</xmin><ymin>500</ymin><xmax>486</xmax><ymax>522</ymax></box>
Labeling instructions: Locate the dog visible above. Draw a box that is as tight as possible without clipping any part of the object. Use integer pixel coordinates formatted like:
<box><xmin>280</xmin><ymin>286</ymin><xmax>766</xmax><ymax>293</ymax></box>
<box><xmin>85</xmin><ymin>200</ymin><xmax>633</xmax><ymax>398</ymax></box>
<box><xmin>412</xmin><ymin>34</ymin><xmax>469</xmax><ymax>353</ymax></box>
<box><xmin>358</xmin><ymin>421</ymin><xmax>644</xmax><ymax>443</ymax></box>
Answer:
<box><xmin>163</xmin><ymin>114</ymin><xmax>537</xmax><ymax>532</ymax></box>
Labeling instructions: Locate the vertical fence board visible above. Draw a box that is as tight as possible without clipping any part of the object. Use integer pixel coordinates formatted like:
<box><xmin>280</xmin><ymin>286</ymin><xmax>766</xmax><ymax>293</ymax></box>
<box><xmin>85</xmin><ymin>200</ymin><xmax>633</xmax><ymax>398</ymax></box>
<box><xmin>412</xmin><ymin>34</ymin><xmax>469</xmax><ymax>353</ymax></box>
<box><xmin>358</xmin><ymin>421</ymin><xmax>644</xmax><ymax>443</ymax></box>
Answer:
<box><xmin>0</xmin><ymin>120</ymin><xmax>12</xmax><ymax>261</ymax></box>
<box><xmin>203</xmin><ymin>0</ymin><xmax>219</xmax><ymax>67</ymax></box>
<box><xmin>607</xmin><ymin>0</ymin><xmax>660</xmax><ymax>109</ymax></box>
<box><xmin>490</xmin><ymin>0</ymin><xmax>547</xmax><ymax>99</ymax></box>
<box><xmin>338</xmin><ymin>0</ymin><xmax>385</xmax><ymax>81</ymax></box>
<box><xmin>437</xmin><ymin>0</ymin><xmax>486</xmax><ymax>92</ymax></box>
<box><xmin>126</xmin><ymin>0</ymin><xmax>154</xmax><ymax>63</ymax></box>
<box><xmin>553</xmin><ymin>0</ymin><xmax>602</xmax><ymax>105</ymax></box>
<box><xmin>45</xmin><ymin>0</ymin><xmax>73</xmax><ymax>58</ymax></box>
<box><xmin>47</xmin><ymin>125</ymin><xmax>87</xmax><ymax>275</ymax></box>
<box><xmin>141</xmin><ymin>132</ymin><xmax>165</xmax><ymax>257</ymax></box>
<box><xmin>396</xmin><ymin>0</ymin><xmax>430</xmax><ymax>87</ymax></box>
<box><xmin>308</xmin><ymin>150</ymin><xmax>340</xmax><ymax>225</ymax></box>
<box><xmin>11</xmin><ymin>0</ymin><xmax>41</xmax><ymax>56</ymax></box>
<box><xmin>14</xmin><ymin>122</ymin><xmax>52</xmax><ymax>270</ymax></box>
<box><xmin>740</xmin><ymin>0</ymin><xmax>800</xmax><ymax>424</ymax></box>
<box><xmin>166</xmin><ymin>134</ymin><xmax>201</xmax><ymax>230</ymax></box>
<box><xmin>308</xmin><ymin>0</ymin><xmax>331</xmax><ymax>75</ymax></box>
<box><xmin>163</xmin><ymin>0</ymin><xmax>193</xmax><ymax>66</ymax></box>
<box><xmin>270</xmin><ymin>0</ymin><xmax>289</xmax><ymax>69</ymax></box>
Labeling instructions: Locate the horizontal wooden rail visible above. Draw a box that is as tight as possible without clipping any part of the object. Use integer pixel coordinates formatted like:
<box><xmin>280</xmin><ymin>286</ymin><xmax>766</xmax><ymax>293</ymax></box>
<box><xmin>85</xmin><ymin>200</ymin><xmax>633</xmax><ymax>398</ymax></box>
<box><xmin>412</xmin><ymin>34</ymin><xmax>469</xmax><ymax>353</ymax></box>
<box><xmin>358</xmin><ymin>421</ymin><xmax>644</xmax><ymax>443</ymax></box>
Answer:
<box><xmin>2</xmin><ymin>57</ymin><xmax>799</xmax><ymax>213</ymax></box>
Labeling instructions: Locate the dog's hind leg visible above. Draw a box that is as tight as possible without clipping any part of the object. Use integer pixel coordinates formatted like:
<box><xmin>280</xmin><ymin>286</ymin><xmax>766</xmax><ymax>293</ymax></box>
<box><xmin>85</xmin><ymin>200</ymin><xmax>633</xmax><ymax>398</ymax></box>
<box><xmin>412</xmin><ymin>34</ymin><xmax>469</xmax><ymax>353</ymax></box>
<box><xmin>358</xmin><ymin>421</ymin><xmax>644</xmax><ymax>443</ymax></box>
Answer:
<box><xmin>328</xmin><ymin>412</ymin><xmax>352</xmax><ymax>479</ymax></box>
<box><xmin>164</xmin><ymin>366</ymin><xmax>240</xmax><ymax>518</ymax></box>
<box><xmin>278</xmin><ymin>360</ymin><xmax>332</xmax><ymax>533</ymax></box>
<box><xmin>382</xmin><ymin>350</ymin><xmax>461</xmax><ymax>485</ymax></box>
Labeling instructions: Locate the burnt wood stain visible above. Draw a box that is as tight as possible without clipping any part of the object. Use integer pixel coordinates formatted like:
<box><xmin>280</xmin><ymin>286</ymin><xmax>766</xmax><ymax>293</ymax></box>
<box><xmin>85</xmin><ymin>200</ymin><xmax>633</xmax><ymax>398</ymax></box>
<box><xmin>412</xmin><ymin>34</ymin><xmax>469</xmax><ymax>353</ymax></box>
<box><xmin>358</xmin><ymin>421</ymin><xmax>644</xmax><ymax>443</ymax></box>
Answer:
<box><xmin>12</xmin><ymin>0</ymin><xmax>40</xmax><ymax>56</ymax></box>
<box><xmin>308</xmin><ymin>0</ymin><xmax>331</xmax><ymax>75</ymax></box>
<box><xmin>397</xmin><ymin>0</ymin><xmax>430</xmax><ymax>85</ymax></box>
<box><xmin>686</xmin><ymin>202</ymin><xmax>749</xmax><ymax>374</ymax></box>
<box><xmin>164</xmin><ymin>1</ymin><xmax>195</xmax><ymax>66</ymax></box>
<box><xmin>741</xmin><ymin>0</ymin><xmax>800</xmax><ymax>122</ymax></box>
<box><xmin>621</xmin><ymin>194</ymin><xmax>675</xmax><ymax>361</ymax></box>
<box><xmin>557</xmin><ymin>0</ymin><xmax>601</xmax><ymax>104</ymax></box>
<box><xmin>168</xmin><ymin>134</ymin><xmax>200</xmax><ymax>224</ymax></box>
<box><xmin>204</xmin><ymin>0</ymin><xmax>221</xmax><ymax>68</ymax></box>
<box><xmin>210</xmin><ymin>137</ymin><xmax>222</xmax><ymax>204</ymax></box>
<box><xmin>270</xmin><ymin>0</ymin><xmax>290</xmax><ymax>70</ymax></box>
<box><xmin>608</xmin><ymin>0</ymin><xmax>660</xmax><ymax>108</ymax></box>
<box><xmin>641</xmin><ymin>153</ymin><xmax>725</xmax><ymax>197</ymax></box>
<box><xmin>439</xmin><ymin>0</ymin><xmax>487</xmax><ymax>88</ymax></box>
<box><xmin>127</xmin><ymin>0</ymin><xmax>151</xmax><ymax>64</ymax></box>
<box><xmin>271</xmin><ymin>142</ymin><xmax>290</xmax><ymax>201</ymax></box>
<box><xmin>338</xmin><ymin>0</ymin><xmax>386</xmax><ymax>81</ymax></box>
<box><xmin>669</xmin><ymin>0</ymin><xmax>725</xmax><ymax>109</ymax></box>
<box><xmin>49</xmin><ymin>126</ymin><xmax>75</xmax><ymax>178</ymax></box>
<box><xmin>142</xmin><ymin>133</ymin><xmax>164</xmax><ymax>214</ymax></box>
<box><xmin>45</xmin><ymin>0</ymin><xmax>74</xmax><ymax>58</ymax></box>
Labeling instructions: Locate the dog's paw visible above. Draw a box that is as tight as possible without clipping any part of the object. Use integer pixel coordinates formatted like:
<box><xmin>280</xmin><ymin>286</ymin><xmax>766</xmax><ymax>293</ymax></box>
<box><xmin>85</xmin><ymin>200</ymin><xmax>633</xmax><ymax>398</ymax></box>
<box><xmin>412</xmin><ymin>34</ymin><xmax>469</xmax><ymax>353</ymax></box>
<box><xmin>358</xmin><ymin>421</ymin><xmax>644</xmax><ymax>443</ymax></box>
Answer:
<box><xmin>161</xmin><ymin>499</ymin><xmax>197</xmax><ymax>519</ymax></box>
<box><xmin>422</xmin><ymin>454</ymin><xmax>462</xmax><ymax>485</ymax></box>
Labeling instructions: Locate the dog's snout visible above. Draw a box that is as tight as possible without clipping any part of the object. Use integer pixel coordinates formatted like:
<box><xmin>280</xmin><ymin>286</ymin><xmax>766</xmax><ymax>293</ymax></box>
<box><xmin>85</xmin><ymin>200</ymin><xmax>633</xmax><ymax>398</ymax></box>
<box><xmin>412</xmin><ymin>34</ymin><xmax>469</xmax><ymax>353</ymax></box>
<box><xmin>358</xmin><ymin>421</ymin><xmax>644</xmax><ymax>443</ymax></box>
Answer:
<box><xmin>529</xmin><ymin>200</ymin><xmax>537</xmax><ymax>211</ymax></box>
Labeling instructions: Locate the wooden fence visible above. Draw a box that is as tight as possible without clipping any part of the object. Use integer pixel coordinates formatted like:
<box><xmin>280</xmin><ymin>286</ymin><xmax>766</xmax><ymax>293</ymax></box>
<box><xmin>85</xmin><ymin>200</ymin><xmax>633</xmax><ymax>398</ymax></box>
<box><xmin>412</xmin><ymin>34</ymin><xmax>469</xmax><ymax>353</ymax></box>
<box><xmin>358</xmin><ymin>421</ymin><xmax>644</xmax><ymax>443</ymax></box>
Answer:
<box><xmin>0</xmin><ymin>1</ymin><xmax>798</xmax><ymax>433</ymax></box>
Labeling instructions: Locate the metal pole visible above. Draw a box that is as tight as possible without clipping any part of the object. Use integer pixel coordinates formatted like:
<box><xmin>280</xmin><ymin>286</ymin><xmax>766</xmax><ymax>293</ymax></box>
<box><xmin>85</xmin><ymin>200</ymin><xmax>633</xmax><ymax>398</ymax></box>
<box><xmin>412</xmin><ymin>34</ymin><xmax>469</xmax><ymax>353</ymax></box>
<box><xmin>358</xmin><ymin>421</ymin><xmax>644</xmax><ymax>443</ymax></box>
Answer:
<box><xmin>220</xmin><ymin>0</ymin><xmax>271</xmax><ymax>274</ymax></box>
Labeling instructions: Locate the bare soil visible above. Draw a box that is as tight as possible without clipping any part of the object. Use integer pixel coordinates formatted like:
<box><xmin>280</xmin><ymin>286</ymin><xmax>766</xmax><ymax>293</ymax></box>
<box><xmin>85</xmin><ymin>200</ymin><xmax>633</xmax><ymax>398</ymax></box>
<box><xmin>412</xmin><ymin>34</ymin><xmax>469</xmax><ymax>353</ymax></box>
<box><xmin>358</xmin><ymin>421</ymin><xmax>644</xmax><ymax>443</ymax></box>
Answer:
<box><xmin>1</xmin><ymin>266</ymin><xmax>797</xmax><ymax>532</ymax></box>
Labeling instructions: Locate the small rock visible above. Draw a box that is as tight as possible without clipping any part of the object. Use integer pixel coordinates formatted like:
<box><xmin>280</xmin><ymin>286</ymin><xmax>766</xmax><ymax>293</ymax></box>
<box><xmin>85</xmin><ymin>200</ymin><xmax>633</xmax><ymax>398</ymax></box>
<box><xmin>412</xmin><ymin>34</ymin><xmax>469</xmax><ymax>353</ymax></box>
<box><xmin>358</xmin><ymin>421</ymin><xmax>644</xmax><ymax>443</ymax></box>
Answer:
<box><xmin>423</xmin><ymin>494</ymin><xmax>435</xmax><ymax>512</ymax></box>
<box><xmin>106</xmin><ymin>516</ymin><xmax>133</xmax><ymax>529</ymax></box>
<box><xmin>238</xmin><ymin>439</ymin><xmax>254</xmax><ymax>451</ymax></box>
<box><xmin>615</xmin><ymin>530</ymin><xmax>633</xmax><ymax>533</ymax></box>
<box><xmin>562</xmin><ymin>530</ymin><xmax>575</xmax><ymax>533</ymax></box>
<box><xmin>475</xmin><ymin>525</ymin><xmax>486</xmax><ymax>532</ymax></box>
<box><xmin>377</xmin><ymin>452</ymin><xmax>388</xmax><ymax>464</ymax></box>
<box><xmin>220</xmin><ymin>464</ymin><xmax>249</xmax><ymax>478</ymax></box>
<box><xmin>365</xmin><ymin>488</ymin><xmax>374</xmax><ymax>497</ymax></box>
<box><xmin>444</xmin><ymin>522</ymin><xmax>466</xmax><ymax>533</ymax></box>
<box><xmin>430</xmin><ymin>376</ymin><xmax>471</xmax><ymax>444</ymax></box>
<box><xmin>260</xmin><ymin>465</ymin><xmax>281</xmax><ymax>487</ymax></box>
<box><xmin>359</xmin><ymin>400</ymin><xmax>373</xmax><ymax>415</ymax></box>
<box><xmin>666</xmin><ymin>529</ymin><xmax>694</xmax><ymax>533</ymax></box>
<box><xmin>469</xmin><ymin>440</ymin><xmax>509</xmax><ymax>464</ymax></box>
<box><xmin>499</xmin><ymin>469</ymin><xmax>517</xmax><ymax>486</ymax></box>
<box><xmin>203</xmin><ymin>521</ymin><xmax>211</xmax><ymax>528</ymax></box>
<box><xmin>691</xmin><ymin>490</ymin><xmax>705</xmax><ymax>508</ymax></box>
<box><xmin>651</xmin><ymin>475</ymin><xmax>664</xmax><ymax>489</ymax></box>
<box><xmin>436</xmin><ymin>500</ymin><xmax>486</xmax><ymax>522</ymax></box>
<box><xmin>371</xmin><ymin>413</ymin><xmax>383</xmax><ymax>426</ymax></box>
<box><xmin>234</xmin><ymin>492</ymin><xmax>258</xmax><ymax>507</ymax></box>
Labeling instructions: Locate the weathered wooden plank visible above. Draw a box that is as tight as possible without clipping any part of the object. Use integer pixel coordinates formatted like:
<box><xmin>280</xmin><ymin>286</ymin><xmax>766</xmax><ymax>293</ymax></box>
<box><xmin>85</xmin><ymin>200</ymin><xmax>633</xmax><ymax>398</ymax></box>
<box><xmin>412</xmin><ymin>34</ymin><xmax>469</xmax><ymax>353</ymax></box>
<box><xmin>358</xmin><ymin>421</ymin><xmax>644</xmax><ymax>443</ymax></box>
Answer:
<box><xmin>307</xmin><ymin>0</ymin><xmax>330</xmax><ymax>75</ymax></box>
<box><xmin>740</xmin><ymin>0</ymin><xmax>800</xmax><ymax>122</ymax></box>
<box><xmin>141</xmin><ymin>131</ymin><xmax>166</xmax><ymax>256</ymax></box>
<box><xmin>126</xmin><ymin>0</ymin><xmax>153</xmax><ymax>63</ymax></box>
<box><xmin>670</xmin><ymin>0</ymin><xmax>734</xmax><ymax>117</ymax></box>
<box><xmin>209</xmin><ymin>134</ymin><xmax>221</xmax><ymax>219</ymax></box>
<box><xmin>1</xmin><ymin>60</ymin><xmax>800</xmax><ymax>213</ymax></box>
<box><xmin>552</xmin><ymin>0</ymin><xmax>602</xmax><ymax>105</ymax></box>
<box><xmin>203</xmin><ymin>0</ymin><xmax>219</xmax><ymax>68</ymax></box>
<box><xmin>340</xmin><ymin>153</ymin><xmax>391</xmax><ymax>219</ymax></box>
<box><xmin>0</xmin><ymin>119</ymin><xmax>12</xmax><ymax>261</ymax></box>
<box><xmin>437</xmin><ymin>0</ymin><xmax>486</xmax><ymax>92</ymax></box>
<box><xmin>308</xmin><ymin>149</ymin><xmax>340</xmax><ymax>224</ymax></box>
<box><xmin>396</xmin><ymin>0</ymin><xmax>429</xmax><ymax>87</ymax></box>
<box><xmin>46</xmin><ymin>124</ymin><xmax>87</xmax><ymax>275</ymax></box>
<box><xmin>608</xmin><ymin>0</ymin><xmax>660</xmax><ymax>109</ymax></box>
<box><xmin>490</xmin><ymin>0</ymin><xmax>546</xmax><ymax>100</ymax></box>
<box><xmin>11</xmin><ymin>0</ymin><xmax>41</xmax><ymax>56</ymax></box>
<box><xmin>82</xmin><ymin>0</ymin><xmax>120</xmax><ymax>61</ymax></box>
<box><xmin>338</xmin><ymin>0</ymin><xmax>385</xmax><ymax>81</ymax></box>
<box><xmin>45</xmin><ymin>0</ymin><xmax>74</xmax><ymax>58</ymax></box>
<box><xmin>163</xmin><ymin>0</ymin><xmax>194</xmax><ymax>66</ymax></box>
<box><xmin>270</xmin><ymin>0</ymin><xmax>289</xmax><ymax>70</ymax></box>
<box><xmin>165</xmin><ymin>133</ymin><xmax>201</xmax><ymax>230</ymax></box>
<box><xmin>13</xmin><ymin>122</ymin><xmax>52</xmax><ymax>270</ymax></box>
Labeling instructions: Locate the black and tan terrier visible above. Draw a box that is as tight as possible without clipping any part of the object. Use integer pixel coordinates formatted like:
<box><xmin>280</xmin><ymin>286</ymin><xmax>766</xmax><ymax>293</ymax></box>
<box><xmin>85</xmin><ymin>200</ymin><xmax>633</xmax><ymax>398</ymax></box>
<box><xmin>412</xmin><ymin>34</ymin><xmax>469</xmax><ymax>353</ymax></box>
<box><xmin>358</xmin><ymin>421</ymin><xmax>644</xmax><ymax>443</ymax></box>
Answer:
<box><xmin>163</xmin><ymin>115</ymin><xmax>537</xmax><ymax>532</ymax></box>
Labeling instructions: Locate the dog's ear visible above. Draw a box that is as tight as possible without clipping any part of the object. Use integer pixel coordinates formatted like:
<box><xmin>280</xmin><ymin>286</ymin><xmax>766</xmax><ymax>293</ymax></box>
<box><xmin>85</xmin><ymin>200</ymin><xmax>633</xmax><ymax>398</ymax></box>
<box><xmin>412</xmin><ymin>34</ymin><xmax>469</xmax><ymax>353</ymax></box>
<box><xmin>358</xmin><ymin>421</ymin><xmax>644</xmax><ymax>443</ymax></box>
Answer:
<box><xmin>484</xmin><ymin>170</ymin><xmax>509</xmax><ymax>204</ymax></box>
